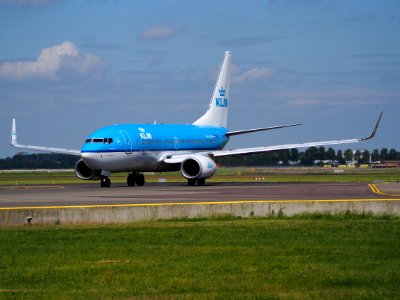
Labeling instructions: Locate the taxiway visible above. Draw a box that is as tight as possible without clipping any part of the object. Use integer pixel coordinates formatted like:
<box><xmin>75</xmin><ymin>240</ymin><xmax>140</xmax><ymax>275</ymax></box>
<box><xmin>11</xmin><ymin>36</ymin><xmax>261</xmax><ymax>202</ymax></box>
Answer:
<box><xmin>0</xmin><ymin>182</ymin><xmax>398</xmax><ymax>209</ymax></box>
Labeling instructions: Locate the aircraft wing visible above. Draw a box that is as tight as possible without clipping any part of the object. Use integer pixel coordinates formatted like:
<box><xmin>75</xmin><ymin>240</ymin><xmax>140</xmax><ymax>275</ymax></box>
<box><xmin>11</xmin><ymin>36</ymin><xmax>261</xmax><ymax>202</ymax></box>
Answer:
<box><xmin>163</xmin><ymin>111</ymin><xmax>383</xmax><ymax>163</ymax></box>
<box><xmin>210</xmin><ymin>138</ymin><xmax>363</xmax><ymax>158</ymax></box>
<box><xmin>212</xmin><ymin>111</ymin><xmax>383</xmax><ymax>158</ymax></box>
<box><xmin>11</xmin><ymin>143</ymin><xmax>81</xmax><ymax>156</ymax></box>
<box><xmin>10</xmin><ymin>119</ymin><xmax>81</xmax><ymax>156</ymax></box>
<box><xmin>225</xmin><ymin>123</ymin><xmax>302</xmax><ymax>136</ymax></box>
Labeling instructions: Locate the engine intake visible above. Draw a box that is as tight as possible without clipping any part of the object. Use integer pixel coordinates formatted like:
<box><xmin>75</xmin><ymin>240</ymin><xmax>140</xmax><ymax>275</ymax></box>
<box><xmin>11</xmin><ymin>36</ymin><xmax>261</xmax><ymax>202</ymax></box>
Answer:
<box><xmin>75</xmin><ymin>159</ymin><xmax>101</xmax><ymax>180</ymax></box>
<box><xmin>181</xmin><ymin>156</ymin><xmax>216</xmax><ymax>179</ymax></box>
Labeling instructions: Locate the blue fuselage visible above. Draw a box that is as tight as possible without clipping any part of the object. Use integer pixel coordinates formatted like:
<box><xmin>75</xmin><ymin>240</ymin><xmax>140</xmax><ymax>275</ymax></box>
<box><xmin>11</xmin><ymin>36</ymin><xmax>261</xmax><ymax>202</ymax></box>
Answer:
<box><xmin>81</xmin><ymin>124</ymin><xmax>229</xmax><ymax>154</ymax></box>
<box><xmin>80</xmin><ymin>124</ymin><xmax>229</xmax><ymax>172</ymax></box>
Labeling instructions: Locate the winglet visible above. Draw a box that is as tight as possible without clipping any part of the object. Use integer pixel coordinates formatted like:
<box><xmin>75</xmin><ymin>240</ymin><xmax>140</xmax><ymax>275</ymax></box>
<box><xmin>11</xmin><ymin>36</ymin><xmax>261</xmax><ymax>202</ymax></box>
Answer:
<box><xmin>11</xmin><ymin>118</ymin><xmax>17</xmax><ymax>146</ymax></box>
<box><xmin>361</xmin><ymin>111</ymin><xmax>383</xmax><ymax>141</ymax></box>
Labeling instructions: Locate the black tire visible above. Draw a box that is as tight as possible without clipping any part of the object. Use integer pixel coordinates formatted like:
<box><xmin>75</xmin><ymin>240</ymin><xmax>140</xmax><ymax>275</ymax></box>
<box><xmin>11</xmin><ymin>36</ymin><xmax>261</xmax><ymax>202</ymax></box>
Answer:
<box><xmin>127</xmin><ymin>174</ymin><xmax>136</xmax><ymax>186</ymax></box>
<box><xmin>197</xmin><ymin>178</ymin><xmax>206</xmax><ymax>186</ymax></box>
<box><xmin>101</xmin><ymin>178</ymin><xmax>111</xmax><ymax>188</ymax></box>
<box><xmin>136</xmin><ymin>174</ymin><xmax>145</xmax><ymax>186</ymax></box>
<box><xmin>188</xmin><ymin>179</ymin><xmax>196</xmax><ymax>186</ymax></box>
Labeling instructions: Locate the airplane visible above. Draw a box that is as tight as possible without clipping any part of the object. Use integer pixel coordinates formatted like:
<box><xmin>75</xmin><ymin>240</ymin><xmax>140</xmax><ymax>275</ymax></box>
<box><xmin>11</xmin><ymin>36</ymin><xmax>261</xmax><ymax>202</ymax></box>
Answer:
<box><xmin>11</xmin><ymin>51</ymin><xmax>383</xmax><ymax>188</ymax></box>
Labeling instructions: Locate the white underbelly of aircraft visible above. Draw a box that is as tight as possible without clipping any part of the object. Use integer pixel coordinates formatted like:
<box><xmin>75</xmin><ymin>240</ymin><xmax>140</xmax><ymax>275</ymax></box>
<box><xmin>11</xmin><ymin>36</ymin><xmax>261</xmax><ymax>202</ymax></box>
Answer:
<box><xmin>81</xmin><ymin>151</ymin><xmax>181</xmax><ymax>172</ymax></box>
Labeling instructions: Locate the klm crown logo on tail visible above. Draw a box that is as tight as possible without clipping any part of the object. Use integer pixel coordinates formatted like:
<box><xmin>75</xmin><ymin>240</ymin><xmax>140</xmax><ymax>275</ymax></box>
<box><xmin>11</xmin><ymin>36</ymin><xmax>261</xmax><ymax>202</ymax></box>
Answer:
<box><xmin>216</xmin><ymin>86</ymin><xmax>228</xmax><ymax>108</ymax></box>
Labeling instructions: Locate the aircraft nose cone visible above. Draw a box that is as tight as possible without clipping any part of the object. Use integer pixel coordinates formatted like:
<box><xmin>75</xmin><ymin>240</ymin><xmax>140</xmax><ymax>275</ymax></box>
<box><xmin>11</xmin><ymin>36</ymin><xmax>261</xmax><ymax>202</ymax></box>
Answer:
<box><xmin>81</xmin><ymin>152</ymin><xmax>101</xmax><ymax>169</ymax></box>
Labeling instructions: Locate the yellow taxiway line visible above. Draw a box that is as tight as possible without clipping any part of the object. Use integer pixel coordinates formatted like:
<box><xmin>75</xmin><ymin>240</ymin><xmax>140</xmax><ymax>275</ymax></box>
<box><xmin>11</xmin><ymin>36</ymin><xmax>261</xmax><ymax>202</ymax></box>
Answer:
<box><xmin>368</xmin><ymin>183</ymin><xmax>400</xmax><ymax>197</ymax></box>
<box><xmin>0</xmin><ymin>184</ymin><xmax>398</xmax><ymax>211</ymax></box>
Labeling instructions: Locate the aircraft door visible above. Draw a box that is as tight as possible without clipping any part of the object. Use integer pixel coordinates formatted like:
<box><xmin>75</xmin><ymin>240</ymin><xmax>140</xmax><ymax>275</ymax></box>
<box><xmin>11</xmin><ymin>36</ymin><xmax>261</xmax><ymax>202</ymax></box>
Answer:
<box><xmin>119</xmin><ymin>130</ymin><xmax>132</xmax><ymax>154</ymax></box>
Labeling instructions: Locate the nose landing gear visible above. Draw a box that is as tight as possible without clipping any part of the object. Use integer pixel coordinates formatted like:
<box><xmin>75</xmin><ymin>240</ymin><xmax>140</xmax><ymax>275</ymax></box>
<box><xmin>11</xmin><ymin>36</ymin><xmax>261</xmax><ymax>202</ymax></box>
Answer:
<box><xmin>187</xmin><ymin>178</ymin><xmax>206</xmax><ymax>186</ymax></box>
<box><xmin>100</xmin><ymin>177</ymin><xmax>111</xmax><ymax>188</ymax></box>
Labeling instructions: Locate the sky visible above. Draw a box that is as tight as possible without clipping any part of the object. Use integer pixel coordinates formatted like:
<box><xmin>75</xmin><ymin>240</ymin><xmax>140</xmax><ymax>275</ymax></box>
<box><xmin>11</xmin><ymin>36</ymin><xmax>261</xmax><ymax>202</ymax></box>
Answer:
<box><xmin>0</xmin><ymin>0</ymin><xmax>399</xmax><ymax>158</ymax></box>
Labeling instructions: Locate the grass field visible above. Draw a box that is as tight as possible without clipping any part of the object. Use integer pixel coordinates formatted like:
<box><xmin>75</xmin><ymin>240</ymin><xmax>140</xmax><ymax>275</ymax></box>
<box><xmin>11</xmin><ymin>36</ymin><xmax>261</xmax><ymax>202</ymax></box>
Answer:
<box><xmin>1</xmin><ymin>168</ymin><xmax>399</xmax><ymax>298</ymax></box>
<box><xmin>1</xmin><ymin>167</ymin><xmax>400</xmax><ymax>185</ymax></box>
<box><xmin>1</xmin><ymin>215</ymin><xmax>399</xmax><ymax>299</ymax></box>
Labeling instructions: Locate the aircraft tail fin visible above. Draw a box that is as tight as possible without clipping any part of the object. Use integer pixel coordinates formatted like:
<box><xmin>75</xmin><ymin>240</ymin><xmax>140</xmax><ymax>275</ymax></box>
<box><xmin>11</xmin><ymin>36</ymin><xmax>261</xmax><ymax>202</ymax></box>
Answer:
<box><xmin>193</xmin><ymin>51</ymin><xmax>232</xmax><ymax>128</ymax></box>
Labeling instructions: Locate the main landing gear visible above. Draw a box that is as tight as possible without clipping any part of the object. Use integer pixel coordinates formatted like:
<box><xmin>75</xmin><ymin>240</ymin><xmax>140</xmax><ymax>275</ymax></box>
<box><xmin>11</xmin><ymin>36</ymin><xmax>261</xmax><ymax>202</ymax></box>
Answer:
<box><xmin>101</xmin><ymin>174</ymin><xmax>206</xmax><ymax>187</ymax></box>
<box><xmin>127</xmin><ymin>172</ymin><xmax>145</xmax><ymax>187</ymax></box>
<box><xmin>100</xmin><ymin>172</ymin><xmax>145</xmax><ymax>188</ymax></box>
<box><xmin>187</xmin><ymin>178</ymin><xmax>206</xmax><ymax>186</ymax></box>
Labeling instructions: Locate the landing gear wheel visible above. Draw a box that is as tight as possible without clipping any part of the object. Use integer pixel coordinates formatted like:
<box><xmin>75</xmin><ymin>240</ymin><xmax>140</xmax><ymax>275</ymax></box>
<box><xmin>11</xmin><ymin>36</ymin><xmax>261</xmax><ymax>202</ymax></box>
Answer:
<box><xmin>188</xmin><ymin>179</ymin><xmax>196</xmax><ymax>186</ymax></box>
<box><xmin>127</xmin><ymin>174</ymin><xmax>136</xmax><ymax>186</ymax></box>
<box><xmin>127</xmin><ymin>173</ymin><xmax>145</xmax><ymax>186</ymax></box>
<box><xmin>197</xmin><ymin>178</ymin><xmax>206</xmax><ymax>186</ymax></box>
<box><xmin>100</xmin><ymin>177</ymin><xmax>111</xmax><ymax>188</ymax></box>
<box><xmin>136</xmin><ymin>174</ymin><xmax>145</xmax><ymax>186</ymax></box>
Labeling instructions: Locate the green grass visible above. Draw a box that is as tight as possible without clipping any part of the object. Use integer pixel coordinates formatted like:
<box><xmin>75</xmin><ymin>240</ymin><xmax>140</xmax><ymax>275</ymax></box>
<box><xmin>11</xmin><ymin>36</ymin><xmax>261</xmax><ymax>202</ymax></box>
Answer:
<box><xmin>0</xmin><ymin>167</ymin><xmax>400</xmax><ymax>185</ymax></box>
<box><xmin>1</xmin><ymin>215</ymin><xmax>399</xmax><ymax>299</ymax></box>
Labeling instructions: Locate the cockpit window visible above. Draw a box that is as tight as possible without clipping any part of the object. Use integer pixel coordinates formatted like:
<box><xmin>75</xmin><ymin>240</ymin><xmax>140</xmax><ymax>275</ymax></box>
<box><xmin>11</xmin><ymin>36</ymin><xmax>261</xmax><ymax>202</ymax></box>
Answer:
<box><xmin>85</xmin><ymin>138</ymin><xmax>113</xmax><ymax>144</ymax></box>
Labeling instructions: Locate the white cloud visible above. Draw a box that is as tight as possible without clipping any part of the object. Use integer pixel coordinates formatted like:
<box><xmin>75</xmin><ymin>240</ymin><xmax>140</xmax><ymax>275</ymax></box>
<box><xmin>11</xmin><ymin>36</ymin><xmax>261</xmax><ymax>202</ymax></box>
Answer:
<box><xmin>139</xmin><ymin>25</ymin><xmax>176</xmax><ymax>40</ymax></box>
<box><xmin>232</xmin><ymin>67</ymin><xmax>276</xmax><ymax>83</ymax></box>
<box><xmin>0</xmin><ymin>41</ymin><xmax>105</xmax><ymax>81</ymax></box>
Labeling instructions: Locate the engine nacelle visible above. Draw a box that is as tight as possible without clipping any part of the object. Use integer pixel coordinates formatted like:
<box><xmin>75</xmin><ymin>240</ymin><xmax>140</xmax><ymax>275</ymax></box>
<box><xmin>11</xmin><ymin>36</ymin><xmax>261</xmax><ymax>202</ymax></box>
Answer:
<box><xmin>181</xmin><ymin>156</ymin><xmax>217</xmax><ymax>179</ymax></box>
<box><xmin>75</xmin><ymin>159</ymin><xmax>101</xmax><ymax>180</ymax></box>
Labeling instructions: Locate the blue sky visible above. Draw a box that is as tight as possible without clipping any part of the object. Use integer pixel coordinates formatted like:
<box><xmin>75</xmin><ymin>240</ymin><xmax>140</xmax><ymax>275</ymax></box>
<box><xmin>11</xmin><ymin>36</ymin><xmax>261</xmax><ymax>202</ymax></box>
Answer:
<box><xmin>0</xmin><ymin>0</ymin><xmax>399</xmax><ymax>158</ymax></box>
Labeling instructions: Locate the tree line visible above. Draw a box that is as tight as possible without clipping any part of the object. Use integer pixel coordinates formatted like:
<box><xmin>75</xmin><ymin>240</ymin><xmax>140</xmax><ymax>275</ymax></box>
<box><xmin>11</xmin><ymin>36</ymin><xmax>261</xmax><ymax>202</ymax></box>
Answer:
<box><xmin>0</xmin><ymin>147</ymin><xmax>399</xmax><ymax>169</ymax></box>
<box><xmin>0</xmin><ymin>153</ymin><xmax>79</xmax><ymax>169</ymax></box>
<box><xmin>220</xmin><ymin>147</ymin><xmax>400</xmax><ymax>167</ymax></box>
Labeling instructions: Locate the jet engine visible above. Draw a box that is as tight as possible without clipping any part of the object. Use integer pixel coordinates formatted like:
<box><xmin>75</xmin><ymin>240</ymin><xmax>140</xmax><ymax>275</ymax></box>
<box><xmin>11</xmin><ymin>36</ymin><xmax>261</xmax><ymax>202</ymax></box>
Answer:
<box><xmin>75</xmin><ymin>159</ymin><xmax>101</xmax><ymax>180</ymax></box>
<box><xmin>181</xmin><ymin>155</ymin><xmax>217</xmax><ymax>179</ymax></box>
